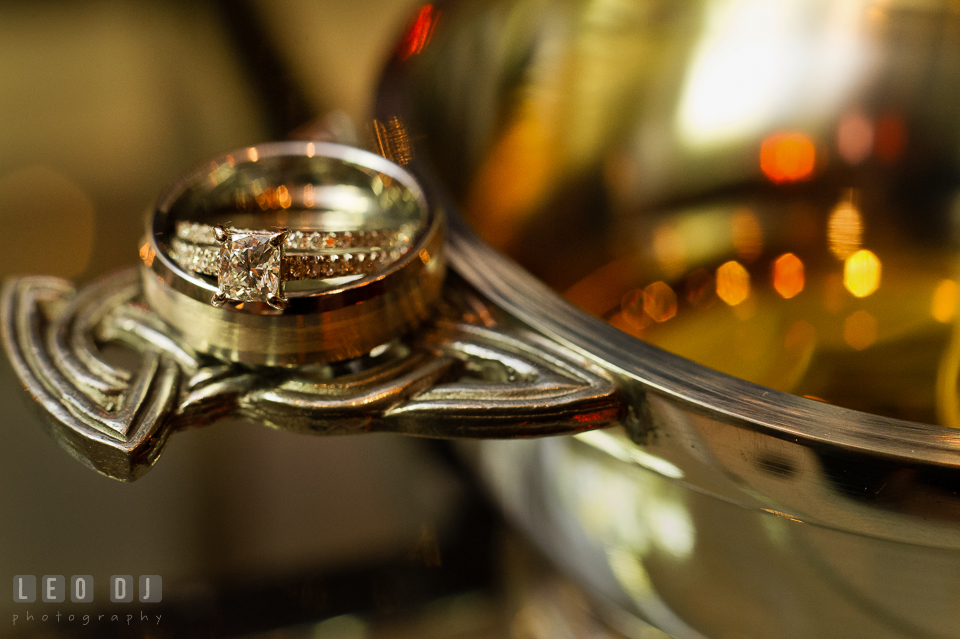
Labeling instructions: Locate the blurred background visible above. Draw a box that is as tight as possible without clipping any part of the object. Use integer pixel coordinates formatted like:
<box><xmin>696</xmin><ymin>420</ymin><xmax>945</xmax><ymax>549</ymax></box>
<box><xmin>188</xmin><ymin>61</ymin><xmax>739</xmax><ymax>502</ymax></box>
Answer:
<box><xmin>0</xmin><ymin>1</ymin><xmax>530</xmax><ymax>637</ymax></box>
<box><xmin>9</xmin><ymin>0</ymin><xmax>960</xmax><ymax>636</ymax></box>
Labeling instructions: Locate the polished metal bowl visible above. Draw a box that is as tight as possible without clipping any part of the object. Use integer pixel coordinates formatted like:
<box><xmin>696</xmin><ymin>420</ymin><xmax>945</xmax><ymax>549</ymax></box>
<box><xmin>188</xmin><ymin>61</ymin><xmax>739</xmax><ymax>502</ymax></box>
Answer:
<box><xmin>378</xmin><ymin>0</ymin><xmax>960</xmax><ymax>636</ymax></box>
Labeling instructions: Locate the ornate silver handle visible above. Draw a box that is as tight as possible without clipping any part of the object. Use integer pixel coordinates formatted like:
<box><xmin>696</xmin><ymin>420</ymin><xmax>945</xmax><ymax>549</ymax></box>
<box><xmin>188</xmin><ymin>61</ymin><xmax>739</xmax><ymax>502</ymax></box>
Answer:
<box><xmin>1</xmin><ymin>267</ymin><xmax>623</xmax><ymax>481</ymax></box>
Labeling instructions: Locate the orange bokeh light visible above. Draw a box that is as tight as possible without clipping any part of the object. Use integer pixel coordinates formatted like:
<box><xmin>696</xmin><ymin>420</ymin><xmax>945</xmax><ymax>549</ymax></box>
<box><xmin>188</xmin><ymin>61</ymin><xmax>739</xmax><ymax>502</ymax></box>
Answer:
<box><xmin>643</xmin><ymin>281</ymin><xmax>678</xmax><ymax>323</ymax></box>
<box><xmin>716</xmin><ymin>260</ymin><xmax>750</xmax><ymax>306</ymax></box>
<box><xmin>399</xmin><ymin>5</ymin><xmax>439</xmax><ymax>60</ymax></box>
<box><xmin>773</xmin><ymin>253</ymin><xmax>805</xmax><ymax>299</ymax></box>
<box><xmin>760</xmin><ymin>133</ymin><xmax>816</xmax><ymax>184</ymax></box>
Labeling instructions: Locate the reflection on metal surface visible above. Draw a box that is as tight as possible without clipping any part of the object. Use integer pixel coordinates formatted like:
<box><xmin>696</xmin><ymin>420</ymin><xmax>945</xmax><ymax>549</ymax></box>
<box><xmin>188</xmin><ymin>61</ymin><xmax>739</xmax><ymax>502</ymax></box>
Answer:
<box><xmin>844</xmin><ymin>308</ymin><xmax>878</xmax><ymax>350</ymax></box>
<box><xmin>827</xmin><ymin>193</ymin><xmax>863</xmax><ymax>259</ymax></box>
<box><xmin>641</xmin><ymin>282</ymin><xmax>678</xmax><ymax>324</ymax></box>
<box><xmin>373</xmin><ymin>115</ymin><xmax>415</xmax><ymax>166</ymax></box>
<box><xmin>836</xmin><ymin>110</ymin><xmax>874</xmax><ymax>164</ymax></box>
<box><xmin>874</xmin><ymin>113</ymin><xmax>908</xmax><ymax>163</ymax></box>
<box><xmin>932</xmin><ymin>279</ymin><xmax>959</xmax><ymax>324</ymax></box>
<box><xmin>759</xmin><ymin>132</ymin><xmax>816</xmax><ymax>183</ymax></box>
<box><xmin>398</xmin><ymin>4</ymin><xmax>440</xmax><ymax>61</ymax></box>
<box><xmin>714</xmin><ymin>260</ymin><xmax>750</xmax><ymax>306</ymax></box>
<box><xmin>773</xmin><ymin>252</ymin><xmax>805</xmax><ymax>299</ymax></box>
<box><xmin>731</xmin><ymin>209</ymin><xmax>763</xmax><ymax>262</ymax></box>
<box><xmin>843</xmin><ymin>248</ymin><xmax>881</xmax><ymax>297</ymax></box>
<box><xmin>383</xmin><ymin>0</ymin><xmax>960</xmax><ymax>633</ymax></box>
<box><xmin>1</xmin><ymin>268</ymin><xmax>622</xmax><ymax>481</ymax></box>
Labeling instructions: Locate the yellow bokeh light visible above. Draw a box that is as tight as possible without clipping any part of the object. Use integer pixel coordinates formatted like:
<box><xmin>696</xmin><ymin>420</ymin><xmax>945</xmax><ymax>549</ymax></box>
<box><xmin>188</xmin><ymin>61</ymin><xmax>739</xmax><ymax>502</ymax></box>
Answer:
<box><xmin>716</xmin><ymin>260</ymin><xmax>750</xmax><ymax>306</ymax></box>
<box><xmin>276</xmin><ymin>184</ymin><xmax>292</xmax><ymax>209</ymax></box>
<box><xmin>844</xmin><ymin>309</ymin><xmax>878</xmax><ymax>350</ymax></box>
<box><xmin>932</xmin><ymin>279</ymin><xmax>959</xmax><ymax>323</ymax></box>
<box><xmin>827</xmin><ymin>199</ymin><xmax>862</xmax><ymax>259</ymax></box>
<box><xmin>772</xmin><ymin>253</ymin><xmax>804</xmax><ymax>299</ymax></box>
<box><xmin>643</xmin><ymin>282</ymin><xmax>678</xmax><ymax>323</ymax></box>
<box><xmin>843</xmin><ymin>249</ymin><xmax>881</xmax><ymax>297</ymax></box>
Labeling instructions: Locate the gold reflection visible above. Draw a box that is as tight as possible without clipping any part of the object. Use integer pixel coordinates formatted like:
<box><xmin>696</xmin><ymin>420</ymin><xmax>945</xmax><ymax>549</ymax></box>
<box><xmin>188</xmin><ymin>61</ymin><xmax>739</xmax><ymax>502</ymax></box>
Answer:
<box><xmin>836</xmin><ymin>110</ymin><xmax>873</xmax><ymax>164</ymax></box>
<box><xmin>827</xmin><ymin>194</ymin><xmax>863</xmax><ymax>259</ymax></box>
<box><xmin>823</xmin><ymin>272</ymin><xmax>846</xmax><ymax>314</ymax></box>
<box><xmin>784</xmin><ymin>319</ymin><xmax>816</xmax><ymax>355</ymax></box>
<box><xmin>844</xmin><ymin>249</ymin><xmax>881</xmax><ymax>297</ymax></box>
<box><xmin>653</xmin><ymin>223</ymin><xmax>687</xmax><ymax>278</ymax></box>
<box><xmin>643</xmin><ymin>282</ymin><xmax>678</xmax><ymax>323</ymax></box>
<box><xmin>622</xmin><ymin>289</ymin><xmax>652</xmax><ymax>331</ymax></box>
<box><xmin>685</xmin><ymin>269</ymin><xmax>716</xmax><ymax>307</ymax></box>
<box><xmin>408</xmin><ymin>0</ymin><xmax>960</xmax><ymax>427</ymax></box>
<box><xmin>464</xmin><ymin>100</ymin><xmax>555</xmax><ymax>249</ymax></box>
<box><xmin>303</xmin><ymin>183</ymin><xmax>316</xmax><ymax>207</ymax></box>
<box><xmin>731</xmin><ymin>210</ymin><xmax>762</xmax><ymax>262</ymax></box>
<box><xmin>138</xmin><ymin>241</ymin><xmax>154</xmax><ymax>268</ymax></box>
<box><xmin>772</xmin><ymin>253</ymin><xmax>804</xmax><ymax>299</ymax></box>
<box><xmin>373</xmin><ymin>115</ymin><xmax>414</xmax><ymax>166</ymax></box>
<box><xmin>874</xmin><ymin>113</ymin><xmax>907</xmax><ymax>162</ymax></box>
<box><xmin>0</xmin><ymin>166</ymin><xmax>94</xmax><ymax>278</ymax></box>
<box><xmin>844</xmin><ymin>309</ymin><xmax>878</xmax><ymax>350</ymax></box>
<box><xmin>716</xmin><ymin>260</ymin><xmax>750</xmax><ymax>306</ymax></box>
<box><xmin>732</xmin><ymin>295</ymin><xmax>758</xmax><ymax>321</ymax></box>
<box><xmin>276</xmin><ymin>184</ymin><xmax>292</xmax><ymax>209</ymax></box>
<box><xmin>932</xmin><ymin>279</ymin><xmax>959</xmax><ymax>323</ymax></box>
<box><xmin>760</xmin><ymin>132</ymin><xmax>815</xmax><ymax>184</ymax></box>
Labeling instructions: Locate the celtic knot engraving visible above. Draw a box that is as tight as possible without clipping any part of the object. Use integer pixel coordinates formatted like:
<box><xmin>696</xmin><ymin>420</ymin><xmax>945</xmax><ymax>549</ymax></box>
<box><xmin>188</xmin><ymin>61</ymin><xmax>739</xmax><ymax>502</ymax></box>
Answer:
<box><xmin>1</xmin><ymin>269</ymin><xmax>623</xmax><ymax>481</ymax></box>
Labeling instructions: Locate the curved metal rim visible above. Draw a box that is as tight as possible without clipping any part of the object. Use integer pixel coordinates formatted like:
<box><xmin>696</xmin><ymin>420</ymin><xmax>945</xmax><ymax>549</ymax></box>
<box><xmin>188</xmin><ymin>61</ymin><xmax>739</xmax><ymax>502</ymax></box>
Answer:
<box><xmin>437</xmin><ymin>205</ymin><xmax>960</xmax><ymax>466</ymax></box>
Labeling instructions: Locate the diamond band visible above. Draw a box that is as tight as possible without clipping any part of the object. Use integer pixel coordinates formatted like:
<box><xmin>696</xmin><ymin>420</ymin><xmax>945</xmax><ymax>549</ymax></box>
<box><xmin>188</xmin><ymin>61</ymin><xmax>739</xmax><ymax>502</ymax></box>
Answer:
<box><xmin>170</xmin><ymin>222</ymin><xmax>415</xmax><ymax>309</ymax></box>
<box><xmin>175</xmin><ymin>221</ymin><xmax>407</xmax><ymax>252</ymax></box>
<box><xmin>170</xmin><ymin>237</ymin><xmax>392</xmax><ymax>280</ymax></box>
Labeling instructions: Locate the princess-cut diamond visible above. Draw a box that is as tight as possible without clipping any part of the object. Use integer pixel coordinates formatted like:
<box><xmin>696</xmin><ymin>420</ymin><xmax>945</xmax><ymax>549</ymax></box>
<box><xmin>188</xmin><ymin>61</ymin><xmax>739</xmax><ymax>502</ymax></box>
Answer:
<box><xmin>217</xmin><ymin>230</ymin><xmax>284</xmax><ymax>304</ymax></box>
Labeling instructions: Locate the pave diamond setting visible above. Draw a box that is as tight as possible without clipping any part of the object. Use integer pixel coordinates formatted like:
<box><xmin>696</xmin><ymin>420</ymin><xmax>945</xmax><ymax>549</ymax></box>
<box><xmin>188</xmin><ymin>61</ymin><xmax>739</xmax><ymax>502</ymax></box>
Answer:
<box><xmin>214</xmin><ymin>228</ymin><xmax>287</xmax><ymax>309</ymax></box>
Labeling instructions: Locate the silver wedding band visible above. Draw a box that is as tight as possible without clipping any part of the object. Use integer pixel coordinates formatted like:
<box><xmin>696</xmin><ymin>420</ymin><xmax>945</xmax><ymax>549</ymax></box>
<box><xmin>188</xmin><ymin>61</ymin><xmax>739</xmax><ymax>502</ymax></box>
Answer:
<box><xmin>140</xmin><ymin>141</ymin><xmax>445</xmax><ymax>366</ymax></box>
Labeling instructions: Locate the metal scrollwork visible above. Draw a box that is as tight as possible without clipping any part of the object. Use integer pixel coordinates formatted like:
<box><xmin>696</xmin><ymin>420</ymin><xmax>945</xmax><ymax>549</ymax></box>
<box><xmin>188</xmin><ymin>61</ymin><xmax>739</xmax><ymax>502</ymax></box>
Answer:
<box><xmin>1</xmin><ymin>269</ymin><xmax>623</xmax><ymax>481</ymax></box>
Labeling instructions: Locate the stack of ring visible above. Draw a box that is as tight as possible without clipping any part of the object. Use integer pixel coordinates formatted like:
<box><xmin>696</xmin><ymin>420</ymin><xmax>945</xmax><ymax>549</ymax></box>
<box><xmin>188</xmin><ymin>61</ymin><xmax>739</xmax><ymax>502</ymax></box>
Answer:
<box><xmin>140</xmin><ymin>141</ymin><xmax>445</xmax><ymax>366</ymax></box>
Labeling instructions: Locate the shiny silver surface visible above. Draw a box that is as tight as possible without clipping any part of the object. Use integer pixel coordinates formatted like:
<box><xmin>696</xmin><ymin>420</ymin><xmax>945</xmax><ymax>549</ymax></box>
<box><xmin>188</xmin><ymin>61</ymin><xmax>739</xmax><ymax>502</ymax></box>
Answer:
<box><xmin>142</xmin><ymin>140</ymin><xmax>445</xmax><ymax>365</ymax></box>
<box><xmin>377</xmin><ymin>0</ymin><xmax>960</xmax><ymax>635</ymax></box>
<box><xmin>1</xmin><ymin>266</ymin><xmax>622</xmax><ymax>481</ymax></box>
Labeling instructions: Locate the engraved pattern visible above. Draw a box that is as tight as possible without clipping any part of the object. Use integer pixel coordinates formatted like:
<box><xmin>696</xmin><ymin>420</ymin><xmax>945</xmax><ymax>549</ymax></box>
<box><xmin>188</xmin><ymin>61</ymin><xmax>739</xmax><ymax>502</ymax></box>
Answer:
<box><xmin>1</xmin><ymin>269</ymin><xmax>623</xmax><ymax>482</ymax></box>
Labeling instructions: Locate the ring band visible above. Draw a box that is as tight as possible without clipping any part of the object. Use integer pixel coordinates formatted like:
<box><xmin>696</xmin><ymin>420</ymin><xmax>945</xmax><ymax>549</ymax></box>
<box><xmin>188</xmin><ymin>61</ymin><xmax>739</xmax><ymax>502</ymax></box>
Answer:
<box><xmin>169</xmin><ymin>221</ymin><xmax>416</xmax><ymax>308</ymax></box>
<box><xmin>140</xmin><ymin>141</ymin><xmax>445</xmax><ymax>366</ymax></box>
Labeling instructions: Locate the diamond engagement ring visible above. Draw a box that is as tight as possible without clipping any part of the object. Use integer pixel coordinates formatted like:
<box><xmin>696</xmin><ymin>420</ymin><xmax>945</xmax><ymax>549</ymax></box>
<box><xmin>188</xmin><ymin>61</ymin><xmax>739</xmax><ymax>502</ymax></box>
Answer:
<box><xmin>169</xmin><ymin>221</ymin><xmax>415</xmax><ymax>310</ymax></box>
<box><xmin>139</xmin><ymin>141</ymin><xmax>445</xmax><ymax>365</ymax></box>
